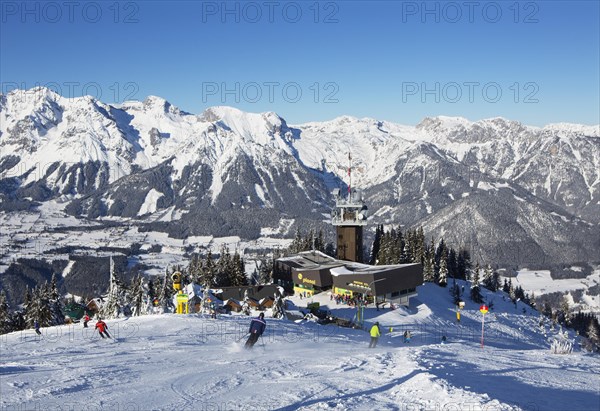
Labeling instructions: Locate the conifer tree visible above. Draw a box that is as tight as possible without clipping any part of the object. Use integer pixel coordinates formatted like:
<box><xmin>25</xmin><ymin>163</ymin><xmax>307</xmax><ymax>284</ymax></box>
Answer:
<box><xmin>508</xmin><ymin>279</ymin><xmax>516</xmax><ymax>303</ymax></box>
<box><xmin>557</xmin><ymin>295</ymin><xmax>571</xmax><ymax>325</ymax></box>
<box><xmin>482</xmin><ymin>264</ymin><xmax>496</xmax><ymax>291</ymax></box>
<box><xmin>49</xmin><ymin>273</ymin><xmax>65</xmax><ymax>326</ymax></box>
<box><xmin>130</xmin><ymin>275</ymin><xmax>145</xmax><ymax>316</ymax></box>
<box><xmin>414</xmin><ymin>227</ymin><xmax>425</xmax><ymax>263</ymax></box>
<box><xmin>229</xmin><ymin>251</ymin><xmax>247</xmax><ymax>286</ymax></box>
<box><xmin>450</xmin><ymin>280</ymin><xmax>461</xmax><ymax>305</ymax></box>
<box><xmin>423</xmin><ymin>248</ymin><xmax>435</xmax><ymax>282</ymax></box>
<box><xmin>289</xmin><ymin>228</ymin><xmax>302</xmax><ymax>254</ymax></box>
<box><xmin>0</xmin><ymin>290</ymin><xmax>11</xmax><ymax>335</ymax></box>
<box><xmin>258</xmin><ymin>258</ymin><xmax>272</xmax><ymax>285</ymax></box>
<box><xmin>446</xmin><ymin>248</ymin><xmax>457</xmax><ymax>278</ymax></box>
<box><xmin>586</xmin><ymin>321</ymin><xmax>599</xmax><ymax>350</ymax></box>
<box><xmin>249</xmin><ymin>268</ymin><xmax>258</xmax><ymax>285</ymax></box>
<box><xmin>158</xmin><ymin>266</ymin><xmax>175</xmax><ymax>313</ymax></box>
<box><xmin>370</xmin><ymin>225</ymin><xmax>383</xmax><ymax>265</ymax></box>
<box><xmin>435</xmin><ymin>238</ymin><xmax>446</xmax><ymax>269</ymax></box>
<box><xmin>201</xmin><ymin>251</ymin><xmax>216</xmax><ymax>288</ymax></box>
<box><xmin>272</xmin><ymin>289</ymin><xmax>286</xmax><ymax>319</ymax></box>
<box><xmin>100</xmin><ymin>257</ymin><xmax>126</xmax><ymax>319</ymax></box>
<box><xmin>400</xmin><ymin>239</ymin><xmax>411</xmax><ymax>264</ymax></box>
<box><xmin>316</xmin><ymin>229</ymin><xmax>325</xmax><ymax>252</ymax></box>
<box><xmin>438</xmin><ymin>251</ymin><xmax>448</xmax><ymax>287</ymax></box>
<box><xmin>26</xmin><ymin>285</ymin><xmax>53</xmax><ymax>328</ymax></box>
<box><xmin>502</xmin><ymin>279</ymin><xmax>510</xmax><ymax>294</ymax></box>
<box><xmin>470</xmin><ymin>262</ymin><xmax>483</xmax><ymax>303</ymax></box>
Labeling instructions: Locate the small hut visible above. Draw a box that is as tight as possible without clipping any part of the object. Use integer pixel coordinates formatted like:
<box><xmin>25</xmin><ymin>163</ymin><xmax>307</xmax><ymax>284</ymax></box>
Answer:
<box><xmin>259</xmin><ymin>296</ymin><xmax>275</xmax><ymax>309</ymax></box>
<box><xmin>224</xmin><ymin>299</ymin><xmax>243</xmax><ymax>313</ymax></box>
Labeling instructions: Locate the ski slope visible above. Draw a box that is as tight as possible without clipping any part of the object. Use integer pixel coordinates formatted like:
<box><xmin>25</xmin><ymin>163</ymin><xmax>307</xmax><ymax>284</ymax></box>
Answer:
<box><xmin>1</xmin><ymin>283</ymin><xmax>599</xmax><ymax>411</ymax></box>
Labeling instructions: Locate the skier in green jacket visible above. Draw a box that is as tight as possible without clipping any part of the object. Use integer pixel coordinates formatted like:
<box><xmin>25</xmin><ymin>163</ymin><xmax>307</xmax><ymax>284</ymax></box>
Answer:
<box><xmin>369</xmin><ymin>322</ymin><xmax>381</xmax><ymax>348</ymax></box>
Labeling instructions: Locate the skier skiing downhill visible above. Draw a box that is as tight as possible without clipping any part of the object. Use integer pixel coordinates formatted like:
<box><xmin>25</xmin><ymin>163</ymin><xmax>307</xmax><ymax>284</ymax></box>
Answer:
<box><xmin>83</xmin><ymin>314</ymin><xmax>90</xmax><ymax>328</ymax></box>
<box><xmin>95</xmin><ymin>319</ymin><xmax>111</xmax><ymax>339</ymax></box>
<box><xmin>245</xmin><ymin>312</ymin><xmax>266</xmax><ymax>349</ymax></box>
<box><xmin>34</xmin><ymin>320</ymin><xmax>41</xmax><ymax>336</ymax></box>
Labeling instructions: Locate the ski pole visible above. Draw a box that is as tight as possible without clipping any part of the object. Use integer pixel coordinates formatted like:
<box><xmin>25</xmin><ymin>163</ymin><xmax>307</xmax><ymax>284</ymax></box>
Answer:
<box><xmin>237</xmin><ymin>333</ymin><xmax>250</xmax><ymax>342</ymax></box>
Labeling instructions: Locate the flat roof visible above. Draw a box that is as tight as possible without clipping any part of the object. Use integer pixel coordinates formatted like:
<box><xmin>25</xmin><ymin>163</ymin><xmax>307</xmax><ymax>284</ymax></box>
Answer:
<box><xmin>277</xmin><ymin>250</ymin><xmax>343</xmax><ymax>269</ymax></box>
<box><xmin>331</xmin><ymin>263</ymin><xmax>421</xmax><ymax>276</ymax></box>
<box><xmin>278</xmin><ymin>251</ymin><xmax>419</xmax><ymax>276</ymax></box>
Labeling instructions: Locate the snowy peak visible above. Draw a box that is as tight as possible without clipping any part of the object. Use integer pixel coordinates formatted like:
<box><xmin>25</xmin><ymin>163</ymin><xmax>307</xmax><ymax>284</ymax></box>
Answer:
<box><xmin>200</xmin><ymin>106</ymin><xmax>288</xmax><ymax>141</ymax></box>
<box><xmin>542</xmin><ymin>123</ymin><xmax>600</xmax><ymax>137</ymax></box>
<box><xmin>1</xmin><ymin>88</ymin><xmax>599</xmax><ymax>267</ymax></box>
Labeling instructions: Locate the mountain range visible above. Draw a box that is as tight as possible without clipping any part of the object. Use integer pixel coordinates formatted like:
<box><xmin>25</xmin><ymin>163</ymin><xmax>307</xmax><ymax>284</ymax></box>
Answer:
<box><xmin>1</xmin><ymin>87</ymin><xmax>599</xmax><ymax>269</ymax></box>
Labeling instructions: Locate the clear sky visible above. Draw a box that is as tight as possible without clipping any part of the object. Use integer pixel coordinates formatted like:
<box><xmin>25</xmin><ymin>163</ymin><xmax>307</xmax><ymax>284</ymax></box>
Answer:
<box><xmin>1</xmin><ymin>1</ymin><xmax>599</xmax><ymax>126</ymax></box>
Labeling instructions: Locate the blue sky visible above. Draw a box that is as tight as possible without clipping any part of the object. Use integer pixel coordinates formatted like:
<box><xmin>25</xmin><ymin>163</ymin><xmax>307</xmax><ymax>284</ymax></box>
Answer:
<box><xmin>1</xmin><ymin>1</ymin><xmax>599</xmax><ymax>126</ymax></box>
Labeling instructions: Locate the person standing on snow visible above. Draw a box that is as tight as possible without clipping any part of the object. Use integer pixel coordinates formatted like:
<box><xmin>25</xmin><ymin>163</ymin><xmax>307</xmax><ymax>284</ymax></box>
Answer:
<box><xmin>34</xmin><ymin>320</ymin><xmax>42</xmax><ymax>336</ymax></box>
<box><xmin>369</xmin><ymin>322</ymin><xmax>381</xmax><ymax>348</ymax></box>
<box><xmin>245</xmin><ymin>312</ymin><xmax>266</xmax><ymax>349</ymax></box>
<box><xmin>95</xmin><ymin>319</ymin><xmax>111</xmax><ymax>339</ymax></box>
<box><xmin>83</xmin><ymin>314</ymin><xmax>90</xmax><ymax>328</ymax></box>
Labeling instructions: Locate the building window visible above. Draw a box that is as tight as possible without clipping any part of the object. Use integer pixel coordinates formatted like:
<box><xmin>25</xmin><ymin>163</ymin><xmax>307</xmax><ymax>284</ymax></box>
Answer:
<box><xmin>391</xmin><ymin>291</ymin><xmax>400</xmax><ymax>298</ymax></box>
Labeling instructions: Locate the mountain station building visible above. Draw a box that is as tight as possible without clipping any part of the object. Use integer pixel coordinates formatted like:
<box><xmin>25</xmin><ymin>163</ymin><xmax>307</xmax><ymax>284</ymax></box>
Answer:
<box><xmin>274</xmin><ymin>250</ymin><xmax>423</xmax><ymax>306</ymax></box>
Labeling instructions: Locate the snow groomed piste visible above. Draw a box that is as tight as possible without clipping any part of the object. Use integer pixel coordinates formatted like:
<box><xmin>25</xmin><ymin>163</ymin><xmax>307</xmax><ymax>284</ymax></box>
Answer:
<box><xmin>1</xmin><ymin>281</ymin><xmax>599</xmax><ymax>411</ymax></box>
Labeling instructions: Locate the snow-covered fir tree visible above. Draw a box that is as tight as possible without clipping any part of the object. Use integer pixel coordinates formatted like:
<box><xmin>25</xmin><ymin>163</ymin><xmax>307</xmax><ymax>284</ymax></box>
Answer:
<box><xmin>130</xmin><ymin>275</ymin><xmax>146</xmax><ymax>316</ymax></box>
<box><xmin>201</xmin><ymin>250</ymin><xmax>216</xmax><ymax>288</ymax></box>
<box><xmin>438</xmin><ymin>253</ymin><xmax>448</xmax><ymax>287</ymax></box>
<box><xmin>258</xmin><ymin>258</ymin><xmax>272</xmax><ymax>285</ymax></box>
<box><xmin>160</xmin><ymin>267</ymin><xmax>175</xmax><ymax>313</ymax></box>
<box><xmin>241</xmin><ymin>289</ymin><xmax>251</xmax><ymax>316</ymax></box>
<box><xmin>49</xmin><ymin>273</ymin><xmax>65</xmax><ymax>326</ymax></box>
<box><xmin>482</xmin><ymin>264</ymin><xmax>493</xmax><ymax>290</ymax></box>
<box><xmin>272</xmin><ymin>289</ymin><xmax>286</xmax><ymax>319</ymax></box>
<box><xmin>229</xmin><ymin>251</ymin><xmax>247</xmax><ymax>286</ymax></box>
<box><xmin>586</xmin><ymin>321</ymin><xmax>600</xmax><ymax>351</ymax></box>
<box><xmin>470</xmin><ymin>262</ymin><xmax>483</xmax><ymax>304</ymax></box>
<box><xmin>26</xmin><ymin>285</ymin><xmax>53</xmax><ymax>328</ymax></box>
<box><xmin>100</xmin><ymin>257</ymin><xmax>127</xmax><ymax>319</ymax></box>
<box><xmin>423</xmin><ymin>248</ymin><xmax>435</xmax><ymax>282</ymax></box>
<box><xmin>0</xmin><ymin>290</ymin><xmax>11</xmax><ymax>334</ymax></box>
<box><xmin>457</xmin><ymin>249</ymin><xmax>471</xmax><ymax>280</ymax></box>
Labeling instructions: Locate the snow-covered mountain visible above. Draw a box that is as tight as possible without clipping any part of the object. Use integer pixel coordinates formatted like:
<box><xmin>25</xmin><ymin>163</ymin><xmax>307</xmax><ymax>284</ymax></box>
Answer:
<box><xmin>1</xmin><ymin>87</ymin><xmax>599</xmax><ymax>266</ymax></box>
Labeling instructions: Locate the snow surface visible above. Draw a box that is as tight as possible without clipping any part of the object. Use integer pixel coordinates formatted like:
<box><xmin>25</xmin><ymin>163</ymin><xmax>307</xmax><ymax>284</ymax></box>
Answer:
<box><xmin>2</xmin><ymin>282</ymin><xmax>599</xmax><ymax>411</ymax></box>
<box><xmin>514</xmin><ymin>269</ymin><xmax>600</xmax><ymax>296</ymax></box>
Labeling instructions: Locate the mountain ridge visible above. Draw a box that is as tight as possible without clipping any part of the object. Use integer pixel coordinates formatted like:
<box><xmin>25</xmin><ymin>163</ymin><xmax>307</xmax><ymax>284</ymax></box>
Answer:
<box><xmin>1</xmin><ymin>87</ymin><xmax>599</xmax><ymax>268</ymax></box>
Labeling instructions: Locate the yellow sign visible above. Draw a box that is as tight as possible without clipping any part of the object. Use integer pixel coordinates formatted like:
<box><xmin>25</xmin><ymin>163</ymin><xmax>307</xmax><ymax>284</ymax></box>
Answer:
<box><xmin>175</xmin><ymin>292</ymin><xmax>189</xmax><ymax>314</ymax></box>
<box><xmin>298</xmin><ymin>273</ymin><xmax>303</xmax><ymax>280</ymax></box>
<box><xmin>302</xmin><ymin>278</ymin><xmax>316</xmax><ymax>285</ymax></box>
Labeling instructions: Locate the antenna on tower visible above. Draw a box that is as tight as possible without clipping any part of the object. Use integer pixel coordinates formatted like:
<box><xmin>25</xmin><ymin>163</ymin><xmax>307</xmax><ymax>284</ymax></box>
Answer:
<box><xmin>347</xmin><ymin>151</ymin><xmax>352</xmax><ymax>198</ymax></box>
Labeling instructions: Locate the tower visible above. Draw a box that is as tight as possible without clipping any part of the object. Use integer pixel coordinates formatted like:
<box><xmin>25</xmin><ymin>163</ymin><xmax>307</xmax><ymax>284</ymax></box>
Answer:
<box><xmin>331</xmin><ymin>153</ymin><xmax>368</xmax><ymax>262</ymax></box>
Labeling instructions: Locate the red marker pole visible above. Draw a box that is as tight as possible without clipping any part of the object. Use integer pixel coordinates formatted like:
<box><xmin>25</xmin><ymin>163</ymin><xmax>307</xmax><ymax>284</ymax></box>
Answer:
<box><xmin>481</xmin><ymin>312</ymin><xmax>485</xmax><ymax>348</ymax></box>
<box><xmin>479</xmin><ymin>305</ymin><xmax>488</xmax><ymax>349</ymax></box>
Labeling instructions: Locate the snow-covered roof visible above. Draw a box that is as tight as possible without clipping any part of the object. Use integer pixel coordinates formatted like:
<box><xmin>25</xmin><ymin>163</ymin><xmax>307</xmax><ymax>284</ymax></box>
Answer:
<box><xmin>277</xmin><ymin>250</ymin><xmax>346</xmax><ymax>270</ymax></box>
<box><xmin>334</xmin><ymin>263</ymin><xmax>420</xmax><ymax>276</ymax></box>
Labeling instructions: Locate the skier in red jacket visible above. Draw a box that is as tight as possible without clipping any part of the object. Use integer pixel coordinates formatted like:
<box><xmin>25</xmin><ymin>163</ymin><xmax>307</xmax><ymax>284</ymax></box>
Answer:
<box><xmin>83</xmin><ymin>314</ymin><xmax>90</xmax><ymax>328</ymax></box>
<box><xmin>95</xmin><ymin>319</ymin><xmax>111</xmax><ymax>339</ymax></box>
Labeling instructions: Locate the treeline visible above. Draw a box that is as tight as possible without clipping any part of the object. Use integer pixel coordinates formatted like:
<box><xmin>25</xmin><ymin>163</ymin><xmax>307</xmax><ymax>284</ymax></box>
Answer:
<box><xmin>0</xmin><ymin>246</ymin><xmax>278</xmax><ymax>335</ymax></box>
<box><xmin>0</xmin><ymin>274</ymin><xmax>65</xmax><ymax>334</ymax></box>
<box><xmin>371</xmin><ymin>225</ymin><xmax>474</xmax><ymax>283</ymax></box>
<box><xmin>287</xmin><ymin>228</ymin><xmax>335</xmax><ymax>256</ymax></box>
<box><xmin>187</xmin><ymin>246</ymin><xmax>248</xmax><ymax>288</ymax></box>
